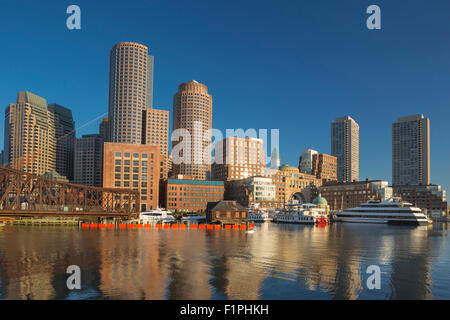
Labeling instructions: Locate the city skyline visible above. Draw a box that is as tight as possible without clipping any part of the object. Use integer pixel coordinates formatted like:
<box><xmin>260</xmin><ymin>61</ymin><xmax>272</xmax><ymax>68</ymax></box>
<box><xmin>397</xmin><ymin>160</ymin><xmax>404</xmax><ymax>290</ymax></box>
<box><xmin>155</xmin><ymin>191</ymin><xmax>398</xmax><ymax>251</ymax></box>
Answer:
<box><xmin>0</xmin><ymin>1</ymin><xmax>449</xmax><ymax>192</ymax></box>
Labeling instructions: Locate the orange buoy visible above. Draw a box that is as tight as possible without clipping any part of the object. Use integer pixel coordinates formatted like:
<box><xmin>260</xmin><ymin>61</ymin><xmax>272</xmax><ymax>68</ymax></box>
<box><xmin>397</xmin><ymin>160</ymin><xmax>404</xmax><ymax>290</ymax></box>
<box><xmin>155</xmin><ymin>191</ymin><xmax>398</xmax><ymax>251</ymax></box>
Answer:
<box><xmin>206</xmin><ymin>224</ymin><xmax>213</xmax><ymax>230</ymax></box>
<box><xmin>107</xmin><ymin>224</ymin><xmax>115</xmax><ymax>229</ymax></box>
<box><xmin>191</xmin><ymin>224</ymin><xmax>198</xmax><ymax>229</ymax></box>
<box><xmin>224</xmin><ymin>225</ymin><xmax>231</xmax><ymax>230</ymax></box>
<box><xmin>136</xmin><ymin>224</ymin><xmax>143</xmax><ymax>229</ymax></box>
<box><xmin>81</xmin><ymin>223</ymin><xmax>89</xmax><ymax>228</ymax></box>
<box><xmin>232</xmin><ymin>225</ymin><xmax>239</xmax><ymax>230</ymax></box>
<box><xmin>179</xmin><ymin>224</ymin><xmax>186</xmax><ymax>229</ymax></box>
<box><xmin>119</xmin><ymin>224</ymin><xmax>126</xmax><ymax>229</ymax></box>
<box><xmin>90</xmin><ymin>223</ymin><xmax>98</xmax><ymax>228</ymax></box>
<box><xmin>240</xmin><ymin>225</ymin><xmax>246</xmax><ymax>230</ymax></box>
<box><xmin>144</xmin><ymin>224</ymin><xmax>151</xmax><ymax>228</ymax></box>
<box><xmin>214</xmin><ymin>225</ymin><xmax>221</xmax><ymax>230</ymax></box>
<box><xmin>156</xmin><ymin>224</ymin><xmax>162</xmax><ymax>229</ymax></box>
<box><xmin>99</xmin><ymin>224</ymin><xmax>106</xmax><ymax>229</ymax></box>
<box><xmin>199</xmin><ymin>224</ymin><xmax>205</xmax><ymax>229</ymax></box>
<box><xmin>127</xmin><ymin>224</ymin><xmax>135</xmax><ymax>229</ymax></box>
<box><xmin>172</xmin><ymin>224</ymin><xmax>178</xmax><ymax>229</ymax></box>
<box><xmin>164</xmin><ymin>224</ymin><xmax>170</xmax><ymax>229</ymax></box>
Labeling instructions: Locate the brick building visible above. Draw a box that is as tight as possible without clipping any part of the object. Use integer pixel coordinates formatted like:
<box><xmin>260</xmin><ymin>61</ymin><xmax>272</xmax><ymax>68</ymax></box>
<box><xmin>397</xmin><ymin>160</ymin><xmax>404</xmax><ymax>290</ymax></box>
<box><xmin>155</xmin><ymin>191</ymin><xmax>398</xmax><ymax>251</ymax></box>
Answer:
<box><xmin>103</xmin><ymin>142</ymin><xmax>160</xmax><ymax>211</ymax></box>
<box><xmin>393</xmin><ymin>185</ymin><xmax>447</xmax><ymax>218</ymax></box>
<box><xmin>161</xmin><ymin>177</ymin><xmax>224</xmax><ymax>212</ymax></box>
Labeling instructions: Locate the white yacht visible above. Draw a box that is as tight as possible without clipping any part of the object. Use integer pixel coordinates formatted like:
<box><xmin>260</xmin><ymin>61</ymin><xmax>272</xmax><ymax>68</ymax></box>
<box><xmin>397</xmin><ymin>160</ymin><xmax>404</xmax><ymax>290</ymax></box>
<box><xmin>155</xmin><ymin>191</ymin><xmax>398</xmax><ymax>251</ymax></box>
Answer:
<box><xmin>273</xmin><ymin>204</ymin><xmax>328</xmax><ymax>225</ymax></box>
<box><xmin>139</xmin><ymin>208</ymin><xmax>175</xmax><ymax>223</ymax></box>
<box><xmin>334</xmin><ymin>198</ymin><xmax>430</xmax><ymax>226</ymax></box>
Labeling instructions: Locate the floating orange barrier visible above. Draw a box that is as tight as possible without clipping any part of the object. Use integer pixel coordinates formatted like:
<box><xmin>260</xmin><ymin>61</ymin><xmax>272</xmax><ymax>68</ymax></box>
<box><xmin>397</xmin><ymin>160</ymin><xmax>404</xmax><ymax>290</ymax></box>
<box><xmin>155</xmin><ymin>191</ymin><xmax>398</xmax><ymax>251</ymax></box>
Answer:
<box><xmin>163</xmin><ymin>224</ymin><xmax>170</xmax><ymax>229</ymax></box>
<box><xmin>156</xmin><ymin>224</ymin><xmax>162</xmax><ymax>229</ymax></box>
<box><xmin>107</xmin><ymin>224</ymin><xmax>115</xmax><ymax>229</ymax></box>
<box><xmin>99</xmin><ymin>224</ymin><xmax>106</xmax><ymax>229</ymax></box>
<box><xmin>179</xmin><ymin>224</ymin><xmax>186</xmax><ymax>229</ymax></box>
<box><xmin>127</xmin><ymin>224</ymin><xmax>135</xmax><ymax>229</ymax></box>
<box><xmin>172</xmin><ymin>224</ymin><xmax>178</xmax><ymax>229</ymax></box>
<box><xmin>119</xmin><ymin>224</ymin><xmax>126</xmax><ymax>229</ymax></box>
<box><xmin>206</xmin><ymin>224</ymin><xmax>213</xmax><ymax>230</ymax></box>
<box><xmin>214</xmin><ymin>225</ymin><xmax>221</xmax><ymax>230</ymax></box>
<box><xmin>199</xmin><ymin>224</ymin><xmax>205</xmax><ymax>229</ymax></box>
<box><xmin>232</xmin><ymin>225</ymin><xmax>239</xmax><ymax>230</ymax></box>
<box><xmin>144</xmin><ymin>224</ymin><xmax>151</xmax><ymax>228</ymax></box>
<box><xmin>90</xmin><ymin>223</ymin><xmax>98</xmax><ymax>228</ymax></box>
<box><xmin>136</xmin><ymin>224</ymin><xmax>143</xmax><ymax>229</ymax></box>
<box><xmin>224</xmin><ymin>225</ymin><xmax>231</xmax><ymax>229</ymax></box>
<box><xmin>81</xmin><ymin>223</ymin><xmax>89</xmax><ymax>228</ymax></box>
<box><xmin>191</xmin><ymin>224</ymin><xmax>198</xmax><ymax>229</ymax></box>
<box><xmin>240</xmin><ymin>225</ymin><xmax>246</xmax><ymax>230</ymax></box>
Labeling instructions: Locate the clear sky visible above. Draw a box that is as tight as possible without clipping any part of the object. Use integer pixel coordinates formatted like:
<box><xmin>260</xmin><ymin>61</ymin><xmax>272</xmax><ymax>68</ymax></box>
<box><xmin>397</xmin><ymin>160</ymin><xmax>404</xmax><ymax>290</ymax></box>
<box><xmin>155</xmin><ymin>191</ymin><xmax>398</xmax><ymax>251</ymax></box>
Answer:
<box><xmin>0</xmin><ymin>0</ymin><xmax>449</xmax><ymax>191</ymax></box>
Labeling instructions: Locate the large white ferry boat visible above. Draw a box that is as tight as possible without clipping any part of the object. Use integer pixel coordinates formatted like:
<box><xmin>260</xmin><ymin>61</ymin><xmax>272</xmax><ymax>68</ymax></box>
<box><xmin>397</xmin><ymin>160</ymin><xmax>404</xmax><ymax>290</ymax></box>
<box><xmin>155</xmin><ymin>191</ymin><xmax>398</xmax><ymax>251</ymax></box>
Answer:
<box><xmin>273</xmin><ymin>204</ymin><xmax>328</xmax><ymax>225</ymax></box>
<box><xmin>334</xmin><ymin>198</ymin><xmax>430</xmax><ymax>226</ymax></box>
<box><xmin>139</xmin><ymin>208</ymin><xmax>175</xmax><ymax>223</ymax></box>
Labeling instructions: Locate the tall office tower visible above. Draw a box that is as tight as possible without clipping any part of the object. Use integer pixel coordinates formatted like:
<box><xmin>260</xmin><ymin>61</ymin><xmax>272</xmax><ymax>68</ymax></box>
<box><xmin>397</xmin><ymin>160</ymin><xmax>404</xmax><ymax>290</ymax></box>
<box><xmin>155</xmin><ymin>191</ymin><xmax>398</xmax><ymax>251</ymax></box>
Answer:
<box><xmin>299</xmin><ymin>149</ymin><xmax>318</xmax><ymax>174</ymax></box>
<box><xmin>392</xmin><ymin>114</ymin><xmax>430</xmax><ymax>186</ymax></box>
<box><xmin>172</xmin><ymin>80</ymin><xmax>212</xmax><ymax>180</ymax></box>
<box><xmin>99</xmin><ymin>117</ymin><xmax>110</xmax><ymax>141</ymax></box>
<box><xmin>48</xmin><ymin>104</ymin><xmax>75</xmax><ymax>181</ymax></box>
<box><xmin>4</xmin><ymin>91</ymin><xmax>56</xmax><ymax>175</ymax></box>
<box><xmin>331</xmin><ymin>116</ymin><xmax>359</xmax><ymax>182</ymax></box>
<box><xmin>212</xmin><ymin>137</ymin><xmax>266</xmax><ymax>181</ymax></box>
<box><xmin>108</xmin><ymin>42</ymin><xmax>154</xmax><ymax>144</ymax></box>
<box><xmin>143</xmin><ymin>107</ymin><xmax>169</xmax><ymax>179</ymax></box>
<box><xmin>74</xmin><ymin>134</ymin><xmax>104</xmax><ymax>186</ymax></box>
<box><xmin>270</xmin><ymin>147</ymin><xmax>280</xmax><ymax>169</ymax></box>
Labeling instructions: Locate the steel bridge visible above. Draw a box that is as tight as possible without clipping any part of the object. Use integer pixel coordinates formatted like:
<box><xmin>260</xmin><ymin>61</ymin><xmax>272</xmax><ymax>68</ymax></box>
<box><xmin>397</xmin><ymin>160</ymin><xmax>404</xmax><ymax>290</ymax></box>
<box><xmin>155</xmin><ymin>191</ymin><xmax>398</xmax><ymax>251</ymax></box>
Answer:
<box><xmin>0</xmin><ymin>166</ymin><xmax>139</xmax><ymax>218</ymax></box>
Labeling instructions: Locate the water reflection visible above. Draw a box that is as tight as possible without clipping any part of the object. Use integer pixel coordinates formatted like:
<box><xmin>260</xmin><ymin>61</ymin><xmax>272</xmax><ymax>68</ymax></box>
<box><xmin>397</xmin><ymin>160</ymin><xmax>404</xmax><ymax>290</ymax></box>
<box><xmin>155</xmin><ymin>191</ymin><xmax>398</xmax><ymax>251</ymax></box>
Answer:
<box><xmin>0</xmin><ymin>222</ymin><xmax>448</xmax><ymax>300</ymax></box>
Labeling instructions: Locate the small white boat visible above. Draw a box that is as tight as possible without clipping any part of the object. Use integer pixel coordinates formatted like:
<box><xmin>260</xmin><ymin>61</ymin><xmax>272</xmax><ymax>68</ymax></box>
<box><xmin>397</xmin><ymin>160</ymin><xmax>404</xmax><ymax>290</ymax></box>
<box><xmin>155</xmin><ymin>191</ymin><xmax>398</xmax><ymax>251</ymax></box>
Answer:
<box><xmin>247</xmin><ymin>204</ymin><xmax>272</xmax><ymax>222</ymax></box>
<box><xmin>139</xmin><ymin>208</ymin><xmax>175</xmax><ymax>223</ymax></box>
<box><xmin>181</xmin><ymin>214</ymin><xmax>206</xmax><ymax>222</ymax></box>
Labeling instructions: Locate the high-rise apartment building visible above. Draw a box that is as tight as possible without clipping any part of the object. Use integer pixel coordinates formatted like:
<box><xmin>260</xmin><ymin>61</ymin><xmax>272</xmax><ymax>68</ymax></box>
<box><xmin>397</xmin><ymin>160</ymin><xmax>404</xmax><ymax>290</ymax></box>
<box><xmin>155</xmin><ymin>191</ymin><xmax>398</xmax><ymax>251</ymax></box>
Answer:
<box><xmin>172</xmin><ymin>80</ymin><xmax>212</xmax><ymax>180</ymax></box>
<box><xmin>143</xmin><ymin>107</ymin><xmax>169</xmax><ymax>179</ymax></box>
<box><xmin>212</xmin><ymin>137</ymin><xmax>266</xmax><ymax>181</ymax></box>
<box><xmin>331</xmin><ymin>116</ymin><xmax>359</xmax><ymax>182</ymax></box>
<box><xmin>74</xmin><ymin>134</ymin><xmax>104</xmax><ymax>186</ymax></box>
<box><xmin>108</xmin><ymin>42</ymin><xmax>154</xmax><ymax>144</ymax></box>
<box><xmin>392</xmin><ymin>114</ymin><xmax>430</xmax><ymax>186</ymax></box>
<box><xmin>103</xmin><ymin>143</ymin><xmax>160</xmax><ymax>211</ymax></box>
<box><xmin>299</xmin><ymin>149</ymin><xmax>318</xmax><ymax>175</ymax></box>
<box><xmin>48</xmin><ymin>104</ymin><xmax>75</xmax><ymax>181</ymax></box>
<box><xmin>4</xmin><ymin>91</ymin><xmax>56</xmax><ymax>175</ymax></box>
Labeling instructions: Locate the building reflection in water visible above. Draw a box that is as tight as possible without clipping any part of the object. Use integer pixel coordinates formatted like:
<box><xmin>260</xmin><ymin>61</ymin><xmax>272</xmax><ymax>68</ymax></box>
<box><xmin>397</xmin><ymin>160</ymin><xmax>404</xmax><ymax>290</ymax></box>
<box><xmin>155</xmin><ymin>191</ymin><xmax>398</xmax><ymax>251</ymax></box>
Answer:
<box><xmin>0</xmin><ymin>222</ymin><xmax>447</xmax><ymax>299</ymax></box>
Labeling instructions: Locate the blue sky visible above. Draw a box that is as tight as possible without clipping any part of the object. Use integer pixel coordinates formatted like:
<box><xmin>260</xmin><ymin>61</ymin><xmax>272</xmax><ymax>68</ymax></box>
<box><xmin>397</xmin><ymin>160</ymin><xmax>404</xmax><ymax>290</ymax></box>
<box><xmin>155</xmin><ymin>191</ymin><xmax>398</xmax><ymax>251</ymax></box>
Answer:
<box><xmin>0</xmin><ymin>0</ymin><xmax>449</xmax><ymax>191</ymax></box>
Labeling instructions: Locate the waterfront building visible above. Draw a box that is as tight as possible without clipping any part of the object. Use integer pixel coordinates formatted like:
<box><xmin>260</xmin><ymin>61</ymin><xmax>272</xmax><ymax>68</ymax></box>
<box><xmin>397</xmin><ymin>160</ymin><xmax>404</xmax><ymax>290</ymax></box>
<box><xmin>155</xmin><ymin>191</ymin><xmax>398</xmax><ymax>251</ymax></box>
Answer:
<box><xmin>299</xmin><ymin>149</ymin><xmax>318</xmax><ymax>175</ymax></box>
<box><xmin>331</xmin><ymin>116</ymin><xmax>359</xmax><ymax>182</ymax></box>
<box><xmin>99</xmin><ymin>117</ymin><xmax>110</xmax><ymax>141</ymax></box>
<box><xmin>108</xmin><ymin>42</ymin><xmax>154</xmax><ymax>144</ymax></box>
<box><xmin>212</xmin><ymin>137</ymin><xmax>266</xmax><ymax>181</ymax></box>
<box><xmin>47</xmin><ymin>104</ymin><xmax>75</xmax><ymax>181</ymax></box>
<box><xmin>172</xmin><ymin>80</ymin><xmax>212</xmax><ymax>180</ymax></box>
<box><xmin>392</xmin><ymin>114</ymin><xmax>430</xmax><ymax>186</ymax></box>
<box><xmin>74</xmin><ymin>134</ymin><xmax>104</xmax><ymax>186</ymax></box>
<box><xmin>225</xmin><ymin>176</ymin><xmax>276</xmax><ymax>208</ymax></box>
<box><xmin>143</xmin><ymin>107</ymin><xmax>169</xmax><ymax>179</ymax></box>
<box><xmin>312</xmin><ymin>153</ymin><xmax>338</xmax><ymax>182</ymax></box>
<box><xmin>161</xmin><ymin>176</ymin><xmax>224</xmax><ymax>212</ymax></box>
<box><xmin>393</xmin><ymin>184</ymin><xmax>447</xmax><ymax>218</ymax></box>
<box><xmin>4</xmin><ymin>91</ymin><xmax>56</xmax><ymax>176</ymax></box>
<box><xmin>319</xmin><ymin>179</ymin><xmax>393</xmax><ymax>211</ymax></box>
<box><xmin>206</xmin><ymin>200</ymin><xmax>248</xmax><ymax>224</ymax></box>
<box><xmin>103</xmin><ymin>142</ymin><xmax>160</xmax><ymax>211</ymax></box>
<box><xmin>42</xmin><ymin>170</ymin><xmax>69</xmax><ymax>182</ymax></box>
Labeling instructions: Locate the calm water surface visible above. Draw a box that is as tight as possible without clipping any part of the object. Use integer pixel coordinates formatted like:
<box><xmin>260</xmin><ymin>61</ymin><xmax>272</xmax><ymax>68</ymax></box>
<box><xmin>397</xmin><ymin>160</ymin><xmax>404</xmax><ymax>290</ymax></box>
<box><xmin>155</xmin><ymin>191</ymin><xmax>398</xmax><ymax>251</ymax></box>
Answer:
<box><xmin>0</xmin><ymin>222</ymin><xmax>449</xmax><ymax>300</ymax></box>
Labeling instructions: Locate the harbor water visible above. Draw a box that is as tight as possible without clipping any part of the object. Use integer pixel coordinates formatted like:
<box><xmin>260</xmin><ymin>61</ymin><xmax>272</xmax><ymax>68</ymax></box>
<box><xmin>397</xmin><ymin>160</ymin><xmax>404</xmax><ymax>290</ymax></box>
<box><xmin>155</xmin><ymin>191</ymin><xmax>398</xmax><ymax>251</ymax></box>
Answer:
<box><xmin>0</xmin><ymin>222</ymin><xmax>449</xmax><ymax>300</ymax></box>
